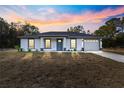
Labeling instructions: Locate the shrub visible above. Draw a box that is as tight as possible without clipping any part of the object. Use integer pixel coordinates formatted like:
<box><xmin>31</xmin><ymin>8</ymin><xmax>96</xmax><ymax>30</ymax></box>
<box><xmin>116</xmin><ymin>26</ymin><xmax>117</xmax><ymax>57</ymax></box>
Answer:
<box><xmin>40</xmin><ymin>48</ymin><xmax>43</xmax><ymax>51</ymax></box>
<box><xmin>102</xmin><ymin>33</ymin><xmax>124</xmax><ymax>48</ymax></box>
<box><xmin>14</xmin><ymin>45</ymin><xmax>20</xmax><ymax>51</ymax></box>
<box><xmin>74</xmin><ymin>48</ymin><xmax>77</xmax><ymax>51</ymax></box>
<box><xmin>81</xmin><ymin>48</ymin><xmax>84</xmax><ymax>51</ymax></box>
<box><xmin>102</xmin><ymin>38</ymin><xmax>116</xmax><ymax>48</ymax></box>
<box><xmin>115</xmin><ymin>33</ymin><xmax>124</xmax><ymax>47</ymax></box>
<box><xmin>20</xmin><ymin>48</ymin><xmax>23</xmax><ymax>52</ymax></box>
<box><xmin>28</xmin><ymin>49</ymin><xmax>31</xmax><ymax>52</ymax></box>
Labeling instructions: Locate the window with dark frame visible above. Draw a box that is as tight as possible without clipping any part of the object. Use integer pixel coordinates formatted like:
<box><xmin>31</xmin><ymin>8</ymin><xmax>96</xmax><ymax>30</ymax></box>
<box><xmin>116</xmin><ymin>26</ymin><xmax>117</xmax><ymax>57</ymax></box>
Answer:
<box><xmin>70</xmin><ymin>39</ymin><xmax>76</xmax><ymax>49</ymax></box>
<box><xmin>44</xmin><ymin>39</ymin><xmax>51</xmax><ymax>48</ymax></box>
<box><xmin>28</xmin><ymin>39</ymin><xmax>35</xmax><ymax>49</ymax></box>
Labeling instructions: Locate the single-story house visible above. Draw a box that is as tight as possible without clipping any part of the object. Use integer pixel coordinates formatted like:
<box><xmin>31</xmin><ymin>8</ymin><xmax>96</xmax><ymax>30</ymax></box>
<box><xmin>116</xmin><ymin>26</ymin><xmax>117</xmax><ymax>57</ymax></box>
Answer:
<box><xmin>20</xmin><ymin>31</ymin><xmax>102</xmax><ymax>51</ymax></box>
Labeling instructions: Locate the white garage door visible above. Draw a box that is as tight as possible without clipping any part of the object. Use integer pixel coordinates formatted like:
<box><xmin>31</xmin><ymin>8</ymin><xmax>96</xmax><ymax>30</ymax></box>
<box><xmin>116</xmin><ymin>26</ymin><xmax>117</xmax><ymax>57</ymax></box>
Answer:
<box><xmin>84</xmin><ymin>40</ymin><xmax>99</xmax><ymax>51</ymax></box>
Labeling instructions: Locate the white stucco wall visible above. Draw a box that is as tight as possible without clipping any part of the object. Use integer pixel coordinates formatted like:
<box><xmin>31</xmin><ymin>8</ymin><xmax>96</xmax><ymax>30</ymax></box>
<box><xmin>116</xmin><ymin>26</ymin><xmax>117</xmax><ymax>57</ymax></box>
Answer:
<box><xmin>21</xmin><ymin>39</ymin><xmax>40</xmax><ymax>51</ymax></box>
<box><xmin>77</xmin><ymin>39</ymin><xmax>83</xmax><ymax>51</ymax></box>
<box><xmin>42</xmin><ymin>38</ymin><xmax>83</xmax><ymax>51</ymax></box>
<box><xmin>41</xmin><ymin>37</ymin><xmax>67</xmax><ymax>51</ymax></box>
<box><xmin>66</xmin><ymin>39</ymin><xmax>70</xmax><ymax>51</ymax></box>
<box><xmin>35</xmin><ymin>39</ymin><xmax>40</xmax><ymax>51</ymax></box>
<box><xmin>66</xmin><ymin>38</ymin><xmax>83</xmax><ymax>51</ymax></box>
<box><xmin>40</xmin><ymin>38</ymin><xmax>44</xmax><ymax>48</ymax></box>
<box><xmin>82</xmin><ymin>39</ymin><xmax>84</xmax><ymax>48</ymax></box>
<box><xmin>63</xmin><ymin>37</ymin><xmax>66</xmax><ymax>49</ymax></box>
<box><xmin>43</xmin><ymin>38</ymin><xmax>57</xmax><ymax>51</ymax></box>
<box><xmin>21</xmin><ymin>39</ymin><xmax>28</xmax><ymax>51</ymax></box>
<box><xmin>100</xmin><ymin>39</ymin><xmax>102</xmax><ymax>48</ymax></box>
<box><xmin>20</xmin><ymin>37</ymin><xmax>101</xmax><ymax>51</ymax></box>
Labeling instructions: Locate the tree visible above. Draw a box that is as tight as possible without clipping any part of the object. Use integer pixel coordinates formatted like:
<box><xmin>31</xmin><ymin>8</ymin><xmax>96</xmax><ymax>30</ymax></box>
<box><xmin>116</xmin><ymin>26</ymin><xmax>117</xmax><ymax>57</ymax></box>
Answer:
<box><xmin>67</xmin><ymin>25</ymin><xmax>85</xmax><ymax>33</ymax></box>
<box><xmin>67</xmin><ymin>27</ymin><xmax>74</xmax><ymax>32</ymax></box>
<box><xmin>94</xmin><ymin>17</ymin><xmax>124</xmax><ymax>48</ymax></box>
<box><xmin>67</xmin><ymin>28</ymin><xmax>70</xmax><ymax>32</ymax></box>
<box><xmin>22</xmin><ymin>23</ymin><xmax>39</xmax><ymax>35</ymax></box>
<box><xmin>0</xmin><ymin>17</ymin><xmax>9</xmax><ymax>48</ymax></box>
<box><xmin>94</xmin><ymin>25</ymin><xmax>109</xmax><ymax>37</ymax></box>
<box><xmin>120</xmin><ymin>17</ymin><xmax>124</xmax><ymax>32</ymax></box>
<box><xmin>8</xmin><ymin>22</ymin><xmax>18</xmax><ymax>47</ymax></box>
<box><xmin>87</xmin><ymin>30</ymin><xmax>90</xmax><ymax>34</ymax></box>
<box><xmin>94</xmin><ymin>18</ymin><xmax>120</xmax><ymax>38</ymax></box>
<box><xmin>0</xmin><ymin>17</ymin><xmax>40</xmax><ymax>48</ymax></box>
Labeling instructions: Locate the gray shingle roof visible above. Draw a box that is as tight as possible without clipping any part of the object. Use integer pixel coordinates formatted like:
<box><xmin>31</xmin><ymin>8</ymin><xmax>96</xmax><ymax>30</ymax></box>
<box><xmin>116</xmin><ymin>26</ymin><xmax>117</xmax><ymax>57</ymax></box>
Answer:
<box><xmin>19</xmin><ymin>34</ymin><xmax>40</xmax><ymax>39</ymax></box>
<box><xmin>20</xmin><ymin>31</ymin><xmax>100</xmax><ymax>39</ymax></box>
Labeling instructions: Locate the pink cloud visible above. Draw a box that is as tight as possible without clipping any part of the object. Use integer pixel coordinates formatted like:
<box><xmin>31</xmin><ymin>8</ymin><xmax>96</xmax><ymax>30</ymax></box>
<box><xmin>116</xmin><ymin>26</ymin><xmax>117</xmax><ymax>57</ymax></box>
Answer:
<box><xmin>24</xmin><ymin>6</ymin><xmax>124</xmax><ymax>26</ymax></box>
<box><xmin>1</xmin><ymin>6</ymin><xmax>124</xmax><ymax>32</ymax></box>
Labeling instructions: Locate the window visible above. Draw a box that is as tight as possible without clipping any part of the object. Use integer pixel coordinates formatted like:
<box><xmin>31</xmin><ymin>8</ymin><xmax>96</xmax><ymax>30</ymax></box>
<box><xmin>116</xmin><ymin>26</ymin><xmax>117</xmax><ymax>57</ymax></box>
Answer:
<box><xmin>84</xmin><ymin>40</ymin><xmax>98</xmax><ymax>42</ymax></box>
<box><xmin>28</xmin><ymin>39</ymin><xmax>35</xmax><ymax>49</ymax></box>
<box><xmin>70</xmin><ymin>39</ymin><xmax>76</xmax><ymax>49</ymax></box>
<box><xmin>44</xmin><ymin>39</ymin><xmax>51</xmax><ymax>48</ymax></box>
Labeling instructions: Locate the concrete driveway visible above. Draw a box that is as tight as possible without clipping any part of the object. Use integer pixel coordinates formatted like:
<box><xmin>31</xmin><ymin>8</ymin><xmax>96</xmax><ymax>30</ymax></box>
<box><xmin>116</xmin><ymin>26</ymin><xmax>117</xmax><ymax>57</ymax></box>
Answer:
<box><xmin>87</xmin><ymin>51</ymin><xmax>124</xmax><ymax>63</ymax></box>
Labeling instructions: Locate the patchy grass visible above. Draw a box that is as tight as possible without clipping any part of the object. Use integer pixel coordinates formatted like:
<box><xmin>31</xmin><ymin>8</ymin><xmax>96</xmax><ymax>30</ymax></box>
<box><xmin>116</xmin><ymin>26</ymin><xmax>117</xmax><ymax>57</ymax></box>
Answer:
<box><xmin>0</xmin><ymin>52</ymin><xmax>124</xmax><ymax>88</ymax></box>
<box><xmin>103</xmin><ymin>48</ymin><xmax>124</xmax><ymax>55</ymax></box>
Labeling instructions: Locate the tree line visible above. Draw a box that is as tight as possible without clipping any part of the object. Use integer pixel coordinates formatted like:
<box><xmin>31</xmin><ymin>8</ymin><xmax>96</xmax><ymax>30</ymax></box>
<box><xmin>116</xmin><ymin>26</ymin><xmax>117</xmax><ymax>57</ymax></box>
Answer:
<box><xmin>67</xmin><ymin>25</ymin><xmax>91</xmax><ymax>34</ymax></box>
<box><xmin>0</xmin><ymin>16</ymin><xmax>124</xmax><ymax>49</ymax></box>
<box><xmin>67</xmin><ymin>17</ymin><xmax>124</xmax><ymax>48</ymax></box>
<box><xmin>94</xmin><ymin>17</ymin><xmax>124</xmax><ymax>48</ymax></box>
<box><xmin>0</xmin><ymin>17</ymin><xmax>39</xmax><ymax>48</ymax></box>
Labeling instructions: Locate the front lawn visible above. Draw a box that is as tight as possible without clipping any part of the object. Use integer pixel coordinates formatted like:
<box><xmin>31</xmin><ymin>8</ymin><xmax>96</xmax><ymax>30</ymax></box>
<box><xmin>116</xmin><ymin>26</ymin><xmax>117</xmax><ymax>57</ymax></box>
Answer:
<box><xmin>0</xmin><ymin>52</ymin><xmax>124</xmax><ymax>88</ymax></box>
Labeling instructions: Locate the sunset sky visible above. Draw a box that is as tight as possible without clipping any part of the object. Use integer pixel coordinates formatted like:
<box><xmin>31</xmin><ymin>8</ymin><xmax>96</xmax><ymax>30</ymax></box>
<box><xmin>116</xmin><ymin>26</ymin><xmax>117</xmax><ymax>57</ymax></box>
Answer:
<box><xmin>0</xmin><ymin>5</ymin><xmax>124</xmax><ymax>32</ymax></box>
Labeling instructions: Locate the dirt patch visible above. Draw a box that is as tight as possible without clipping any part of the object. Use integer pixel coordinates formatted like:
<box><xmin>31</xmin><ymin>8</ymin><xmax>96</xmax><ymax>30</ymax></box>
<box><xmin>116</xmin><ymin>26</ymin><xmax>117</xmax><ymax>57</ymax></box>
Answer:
<box><xmin>0</xmin><ymin>52</ymin><xmax>124</xmax><ymax>88</ymax></box>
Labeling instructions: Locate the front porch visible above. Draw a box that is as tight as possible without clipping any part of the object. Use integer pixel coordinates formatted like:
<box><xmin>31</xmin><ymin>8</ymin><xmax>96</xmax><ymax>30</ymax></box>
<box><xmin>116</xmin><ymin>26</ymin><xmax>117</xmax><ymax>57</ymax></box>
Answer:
<box><xmin>40</xmin><ymin>37</ymin><xmax>67</xmax><ymax>51</ymax></box>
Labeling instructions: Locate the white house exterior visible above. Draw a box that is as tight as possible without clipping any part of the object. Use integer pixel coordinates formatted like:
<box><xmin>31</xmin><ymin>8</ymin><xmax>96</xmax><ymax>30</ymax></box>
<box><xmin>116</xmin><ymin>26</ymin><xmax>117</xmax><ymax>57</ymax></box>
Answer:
<box><xmin>20</xmin><ymin>32</ymin><xmax>102</xmax><ymax>51</ymax></box>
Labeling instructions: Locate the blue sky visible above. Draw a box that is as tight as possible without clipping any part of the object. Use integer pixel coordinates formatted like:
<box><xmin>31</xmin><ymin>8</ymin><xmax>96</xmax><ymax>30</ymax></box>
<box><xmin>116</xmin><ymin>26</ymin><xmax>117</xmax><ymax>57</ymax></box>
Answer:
<box><xmin>27</xmin><ymin>5</ymin><xmax>122</xmax><ymax>14</ymax></box>
<box><xmin>0</xmin><ymin>5</ymin><xmax>124</xmax><ymax>32</ymax></box>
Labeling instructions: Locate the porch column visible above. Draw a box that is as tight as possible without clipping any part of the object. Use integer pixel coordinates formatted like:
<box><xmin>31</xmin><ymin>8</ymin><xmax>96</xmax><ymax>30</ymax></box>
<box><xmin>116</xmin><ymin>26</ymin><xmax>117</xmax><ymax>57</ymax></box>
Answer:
<box><xmin>63</xmin><ymin>37</ymin><xmax>66</xmax><ymax>50</ymax></box>
<box><xmin>100</xmin><ymin>39</ymin><xmax>102</xmax><ymax>49</ymax></box>
<box><xmin>40</xmin><ymin>37</ymin><xmax>44</xmax><ymax>49</ymax></box>
<box><xmin>82</xmin><ymin>39</ymin><xmax>84</xmax><ymax>51</ymax></box>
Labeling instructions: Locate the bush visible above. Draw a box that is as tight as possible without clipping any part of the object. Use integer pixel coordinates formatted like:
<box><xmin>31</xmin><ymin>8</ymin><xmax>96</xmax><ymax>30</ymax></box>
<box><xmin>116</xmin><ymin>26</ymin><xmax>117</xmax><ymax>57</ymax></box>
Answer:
<box><xmin>74</xmin><ymin>48</ymin><xmax>77</xmax><ymax>51</ymax></box>
<box><xmin>102</xmin><ymin>33</ymin><xmax>124</xmax><ymax>48</ymax></box>
<box><xmin>40</xmin><ymin>48</ymin><xmax>43</xmax><ymax>51</ymax></box>
<box><xmin>28</xmin><ymin>49</ymin><xmax>31</xmax><ymax>52</ymax></box>
<box><xmin>115</xmin><ymin>33</ymin><xmax>124</xmax><ymax>47</ymax></box>
<box><xmin>20</xmin><ymin>48</ymin><xmax>23</xmax><ymax>52</ymax></box>
<box><xmin>64</xmin><ymin>48</ymin><xmax>66</xmax><ymax>51</ymax></box>
<box><xmin>102</xmin><ymin>38</ymin><xmax>116</xmax><ymax>48</ymax></box>
<box><xmin>81</xmin><ymin>48</ymin><xmax>84</xmax><ymax>51</ymax></box>
<box><xmin>14</xmin><ymin>45</ymin><xmax>20</xmax><ymax>51</ymax></box>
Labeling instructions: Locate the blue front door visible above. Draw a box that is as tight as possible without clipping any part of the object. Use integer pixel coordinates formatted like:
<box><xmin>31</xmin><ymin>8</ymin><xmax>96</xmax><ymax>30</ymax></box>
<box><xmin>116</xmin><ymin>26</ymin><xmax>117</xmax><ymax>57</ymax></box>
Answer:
<box><xmin>57</xmin><ymin>39</ymin><xmax>63</xmax><ymax>51</ymax></box>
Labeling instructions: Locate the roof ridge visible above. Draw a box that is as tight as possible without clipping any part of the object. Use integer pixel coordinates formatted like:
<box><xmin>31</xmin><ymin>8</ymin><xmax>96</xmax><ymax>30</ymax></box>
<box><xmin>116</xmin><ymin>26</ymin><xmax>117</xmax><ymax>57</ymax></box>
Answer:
<box><xmin>41</xmin><ymin>31</ymin><xmax>67</xmax><ymax>33</ymax></box>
